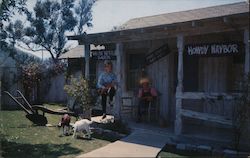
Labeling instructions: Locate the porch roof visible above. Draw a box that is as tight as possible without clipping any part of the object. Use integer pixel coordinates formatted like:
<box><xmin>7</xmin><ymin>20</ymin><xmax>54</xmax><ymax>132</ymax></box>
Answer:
<box><xmin>68</xmin><ymin>2</ymin><xmax>249</xmax><ymax>45</ymax></box>
<box><xmin>59</xmin><ymin>45</ymin><xmax>105</xmax><ymax>59</ymax></box>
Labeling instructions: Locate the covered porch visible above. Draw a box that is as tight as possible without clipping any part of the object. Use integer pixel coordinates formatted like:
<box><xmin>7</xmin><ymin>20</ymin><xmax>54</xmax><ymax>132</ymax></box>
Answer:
<box><xmin>68</xmin><ymin>2</ymin><xmax>249</xmax><ymax>144</ymax></box>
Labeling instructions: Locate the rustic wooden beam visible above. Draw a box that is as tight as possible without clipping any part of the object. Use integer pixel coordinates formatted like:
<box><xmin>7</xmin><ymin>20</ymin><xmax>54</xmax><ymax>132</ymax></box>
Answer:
<box><xmin>176</xmin><ymin>92</ymin><xmax>240</xmax><ymax>100</ymax></box>
<box><xmin>114</xmin><ymin>42</ymin><xmax>123</xmax><ymax>120</ymax></box>
<box><xmin>84</xmin><ymin>44</ymin><xmax>90</xmax><ymax>79</ymax></box>
<box><xmin>181</xmin><ymin>109</ymin><xmax>232</xmax><ymax>126</ymax></box>
<box><xmin>244</xmin><ymin>29</ymin><xmax>250</xmax><ymax>74</ymax></box>
<box><xmin>175</xmin><ymin>34</ymin><xmax>184</xmax><ymax>135</ymax></box>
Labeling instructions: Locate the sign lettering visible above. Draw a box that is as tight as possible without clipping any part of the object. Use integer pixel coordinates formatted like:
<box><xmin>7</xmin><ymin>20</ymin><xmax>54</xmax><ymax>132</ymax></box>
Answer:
<box><xmin>145</xmin><ymin>44</ymin><xmax>170</xmax><ymax>65</ymax></box>
<box><xmin>185</xmin><ymin>42</ymin><xmax>243</xmax><ymax>57</ymax></box>
<box><xmin>91</xmin><ymin>50</ymin><xmax>116</xmax><ymax>60</ymax></box>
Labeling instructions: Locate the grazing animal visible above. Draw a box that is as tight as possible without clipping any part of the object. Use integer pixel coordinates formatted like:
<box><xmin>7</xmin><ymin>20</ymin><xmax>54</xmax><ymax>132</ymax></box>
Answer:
<box><xmin>72</xmin><ymin>119</ymin><xmax>92</xmax><ymax>139</ymax></box>
<box><xmin>60</xmin><ymin>114</ymin><xmax>71</xmax><ymax>135</ymax></box>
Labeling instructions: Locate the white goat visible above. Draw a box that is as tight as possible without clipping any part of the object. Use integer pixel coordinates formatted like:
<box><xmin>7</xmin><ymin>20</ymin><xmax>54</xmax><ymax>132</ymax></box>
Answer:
<box><xmin>72</xmin><ymin>119</ymin><xmax>93</xmax><ymax>139</ymax></box>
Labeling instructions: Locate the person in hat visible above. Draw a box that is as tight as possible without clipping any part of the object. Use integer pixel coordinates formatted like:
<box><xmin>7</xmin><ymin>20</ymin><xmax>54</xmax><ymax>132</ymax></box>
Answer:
<box><xmin>137</xmin><ymin>77</ymin><xmax>157</xmax><ymax>122</ymax></box>
<box><xmin>97</xmin><ymin>60</ymin><xmax>117</xmax><ymax>119</ymax></box>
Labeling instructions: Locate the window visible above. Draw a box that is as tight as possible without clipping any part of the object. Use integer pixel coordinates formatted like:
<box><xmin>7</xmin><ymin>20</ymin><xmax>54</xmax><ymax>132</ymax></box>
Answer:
<box><xmin>127</xmin><ymin>52</ymin><xmax>146</xmax><ymax>91</ymax></box>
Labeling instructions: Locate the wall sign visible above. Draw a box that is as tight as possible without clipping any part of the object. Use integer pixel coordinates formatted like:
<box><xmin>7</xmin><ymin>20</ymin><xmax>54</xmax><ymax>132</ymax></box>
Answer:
<box><xmin>91</xmin><ymin>50</ymin><xmax>116</xmax><ymax>60</ymax></box>
<box><xmin>145</xmin><ymin>44</ymin><xmax>170</xmax><ymax>65</ymax></box>
<box><xmin>185</xmin><ymin>42</ymin><xmax>243</xmax><ymax>57</ymax></box>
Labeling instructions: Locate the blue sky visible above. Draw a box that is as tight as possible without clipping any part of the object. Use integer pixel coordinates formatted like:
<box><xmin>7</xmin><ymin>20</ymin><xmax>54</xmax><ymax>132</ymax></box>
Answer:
<box><xmin>17</xmin><ymin>0</ymin><xmax>245</xmax><ymax>58</ymax></box>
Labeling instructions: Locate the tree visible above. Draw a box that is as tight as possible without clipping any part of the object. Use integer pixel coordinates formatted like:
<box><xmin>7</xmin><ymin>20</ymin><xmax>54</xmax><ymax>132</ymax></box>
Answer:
<box><xmin>0</xmin><ymin>0</ymin><xmax>27</xmax><ymax>51</ymax></box>
<box><xmin>5</xmin><ymin>20</ymin><xmax>24</xmax><ymax>47</ymax></box>
<box><xmin>74</xmin><ymin>0</ymin><xmax>95</xmax><ymax>34</ymax></box>
<box><xmin>22</xmin><ymin>0</ymin><xmax>76</xmax><ymax>62</ymax></box>
<box><xmin>0</xmin><ymin>0</ymin><xmax>28</xmax><ymax>22</ymax></box>
<box><xmin>23</xmin><ymin>0</ymin><xmax>95</xmax><ymax>62</ymax></box>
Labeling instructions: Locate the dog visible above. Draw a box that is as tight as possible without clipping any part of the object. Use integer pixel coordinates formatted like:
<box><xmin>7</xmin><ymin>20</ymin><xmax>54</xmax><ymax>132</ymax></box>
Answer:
<box><xmin>72</xmin><ymin>119</ymin><xmax>93</xmax><ymax>139</ymax></box>
<box><xmin>59</xmin><ymin>114</ymin><xmax>71</xmax><ymax>136</ymax></box>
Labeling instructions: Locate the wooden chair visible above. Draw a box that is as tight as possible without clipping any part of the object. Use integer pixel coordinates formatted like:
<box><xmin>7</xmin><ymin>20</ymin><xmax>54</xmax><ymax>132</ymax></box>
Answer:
<box><xmin>121</xmin><ymin>97</ymin><xmax>137</xmax><ymax>120</ymax></box>
<box><xmin>147</xmin><ymin>96</ymin><xmax>160</xmax><ymax>122</ymax></box>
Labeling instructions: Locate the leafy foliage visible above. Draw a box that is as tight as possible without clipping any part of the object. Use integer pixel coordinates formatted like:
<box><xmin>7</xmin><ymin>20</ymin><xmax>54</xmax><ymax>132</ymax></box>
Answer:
<box><xmin>74</xmin><ymin>0</ymin><xmax>95</xmax><ymax>34</ymax></box>
<box><xmin>0</xmin><ymin>0</ymin><xmax>27</xmax><ymax>52</ymax></box>
<box><xmin>64</xmin><ymin>76</ymin><xmax>96</xmax><ymax>110</ymax></box>
<box><xmin>4</xmin><ymin>20</ymin><xmax>24</xmax><ymax>47</ymax></box>
<box><xmin>1</xmin><ymin>0</ymin><xmax>95</xmax><ymax>62</ymax></box>
<box><xmin>21</xmin><ymin>62</ymin><xmax>43</xmax><ymax>100</ymax></box>
<box><xmin>19</xmin><ymin>59</ymin><xmax>66</xmax><ymax>102</ymax></box>
<box><xmin>22</xmin><ymin>0</ymin><xmax>95</xmax><ymax>62</ymax></box>
<box><xmin>23</xmin><ymin>0</ymin><xmax>76</xmax><ymax>61</ymax></box>
<box><xmin>0</xmin><ymin>0</ymin><xmax>28</xmax><ymax>22</ymax></box>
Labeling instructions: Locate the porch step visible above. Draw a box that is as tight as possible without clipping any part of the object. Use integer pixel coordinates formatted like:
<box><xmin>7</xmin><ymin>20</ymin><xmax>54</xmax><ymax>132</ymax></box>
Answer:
<box><xmin>181</xmin><ymin>109</ymin><xmax>232</xmax><ymax>126</ymax></box>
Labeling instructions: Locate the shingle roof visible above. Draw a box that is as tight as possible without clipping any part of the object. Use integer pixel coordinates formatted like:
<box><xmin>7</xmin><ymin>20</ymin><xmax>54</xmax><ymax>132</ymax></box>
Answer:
<box><xmin>59</xmin><ymin>45</ymin><xmax>84</xmax><ymax>59</ymax></box>
<box><xmin>120</xmin><ymin>2</ymin><xmax>249</xmax><ymax>30</ymax></box>
<box><xmin>59</xmin><ymin>45</ymin><xmax>105</xmax><ymax>59</ymax></box>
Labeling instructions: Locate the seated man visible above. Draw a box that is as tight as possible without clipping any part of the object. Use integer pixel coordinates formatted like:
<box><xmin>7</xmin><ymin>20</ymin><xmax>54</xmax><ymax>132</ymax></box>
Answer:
<box><xmin>137</xmin><ymin>77</ymin><xmax>157</xmax><ymax>122</ymax></box>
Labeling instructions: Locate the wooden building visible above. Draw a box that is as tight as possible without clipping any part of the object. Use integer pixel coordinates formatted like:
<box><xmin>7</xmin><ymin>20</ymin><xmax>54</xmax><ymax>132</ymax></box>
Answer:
<box><xmin>68</xmin><ymin>2</ymin><xmax>249</xmax><ymax>141</ymax></box>
<box><xmin>59</xmin><ymin>45</ymin><xmax>111</xmax><ymax>81</ymax></box>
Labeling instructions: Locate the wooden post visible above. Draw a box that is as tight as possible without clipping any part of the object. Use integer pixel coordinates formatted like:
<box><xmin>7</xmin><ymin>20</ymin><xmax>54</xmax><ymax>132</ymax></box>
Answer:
<box><xmin>84</xmin><ymin>44</ymin><xmax>90</xmax><ymax>79</ymax></box>
<box><xmin>0</xmin><ymin>71</ymin><xmax>1</xmax><ymax>107</ymax></box>
<box><xmin>114</xmin><ymin>42</ymin><xmax>123</xmax><ymax>120</ymax></box>
<box><xmin>244</xmin><ymin>29</ymin><xmax>249</xmax><ymax>74</ymax></box>
<box><xmin>175</xmin><ymin>34</ymin><xmax>184</xmax><ymax>135</ymax></box>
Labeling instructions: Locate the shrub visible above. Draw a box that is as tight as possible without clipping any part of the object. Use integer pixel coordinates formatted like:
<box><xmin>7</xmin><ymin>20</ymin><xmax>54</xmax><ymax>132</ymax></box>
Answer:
<box><xmin>64</xmin><ymin>76</ymin><xmax>96</xmax><ymax>111</ymax></box>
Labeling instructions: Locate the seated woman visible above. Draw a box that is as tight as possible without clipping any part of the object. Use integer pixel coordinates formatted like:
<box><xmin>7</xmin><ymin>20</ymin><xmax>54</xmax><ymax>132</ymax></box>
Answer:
<box><xmin>137</xmin><ymin>77</ymin><xmax>157</xmax><ymax>122</ymax></box>
<box><xmin>97</xmin><ymin>60</ymin><xmax>117</xmax><ymax>119</ymax></box>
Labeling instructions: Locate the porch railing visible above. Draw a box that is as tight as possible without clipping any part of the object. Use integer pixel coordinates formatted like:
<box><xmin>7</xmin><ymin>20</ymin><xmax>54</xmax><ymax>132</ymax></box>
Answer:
<box><xmin>176</xmin><ymin>92</ymin><xmax>240</xmax><ymax>134</ymax></box>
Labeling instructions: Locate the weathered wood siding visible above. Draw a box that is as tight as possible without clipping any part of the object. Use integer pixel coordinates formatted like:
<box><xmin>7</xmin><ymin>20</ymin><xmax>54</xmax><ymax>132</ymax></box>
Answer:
<box><xmin>120</xmin><ymin>39</ymin><xmax>177</xmax><ymax>122</ymax></box>
<box><xmin>146</xmin><ymin>39</ymin><xmax>177</xmax><ymax>122</ymax></box>
<box><xmin>182</xmin><ymin>32</ymin><xmax>245</xmax><ymax>119</ymax></box>
<box><xmin>147</xmin><ymin>52</ymin><xmax>175</xmax><ymax>122</ymax></box>
<box><xmin>199</xmin><ymin>57</ymin><xmax>229</xmax><ymax>93</ymax></box>
<box><xmin>199</xmin><ymin>57</ymin><xmax>231</xmax><ymax>117</ymax></box>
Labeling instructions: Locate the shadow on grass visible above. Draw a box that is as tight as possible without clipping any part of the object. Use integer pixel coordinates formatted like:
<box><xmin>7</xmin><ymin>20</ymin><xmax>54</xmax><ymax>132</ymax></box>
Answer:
<box><xmin>74</xmin><ymin>136</ymin><xmax>92</xmax><ymax>141</ymax></box>
<box><xmin>91</xmin><ymin>132</ymin><xmax>121</xmax><ymax>143</ymax></box>
<box><xmin>93</xmin><ymin>120</ymin><xmax>130</xmax><ymax>135</ymax></box>
<box><xmin>1</xmin><ymin>137</ymin><xmax>82</xmax><ymax>158</ymax></box>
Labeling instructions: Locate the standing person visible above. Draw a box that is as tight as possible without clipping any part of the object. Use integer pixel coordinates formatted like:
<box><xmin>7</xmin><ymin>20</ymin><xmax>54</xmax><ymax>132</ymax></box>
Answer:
<box><xmin>97</xmin><ymin>60</ymin><xmax>117</xmax><ymax>119</ymax></box>
<box><xmin>137</xmin><ymin>77</ymin><xmax>157</xmax><ymax>122</ymax></box>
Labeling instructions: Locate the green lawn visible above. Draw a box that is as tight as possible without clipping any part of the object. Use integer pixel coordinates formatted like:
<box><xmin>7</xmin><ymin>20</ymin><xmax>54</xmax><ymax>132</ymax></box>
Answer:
<box><xmin>157</xmin><ymin>145</ymin><xmax>211</xmax><ymax>158</ymax></box>
<box><xmin>0</xmin><ymin>104</ymin><xmax>117</xmax><ymax>158</ymax></box>
<box><xmin>158</xmin><ymin>152</ymin><xmax>188</xmax><ymax>158</ymax></box>
<box><xmin>157</xmin><ymin>145</ymin><xmax>189</xmax><ymax>158</ymax></box>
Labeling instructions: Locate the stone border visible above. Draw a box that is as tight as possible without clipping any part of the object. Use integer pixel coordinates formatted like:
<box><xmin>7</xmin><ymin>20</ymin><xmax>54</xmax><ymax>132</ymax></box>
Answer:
<box><xmin>163</xmin><ymin>141</ymin><xmax>250</xmax><ymax>157</ymax></box>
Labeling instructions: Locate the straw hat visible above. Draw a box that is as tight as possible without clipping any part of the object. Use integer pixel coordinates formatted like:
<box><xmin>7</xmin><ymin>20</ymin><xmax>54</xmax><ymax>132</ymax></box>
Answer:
<box><xmin>104</xmin><ymin>60</ymin><xmax>112</xmax><ymax>66</ymax></box>
<box><xmin>139</xmin><ymin>77</ymin><xmax>150</xmax><ymax>85</ymax></box>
